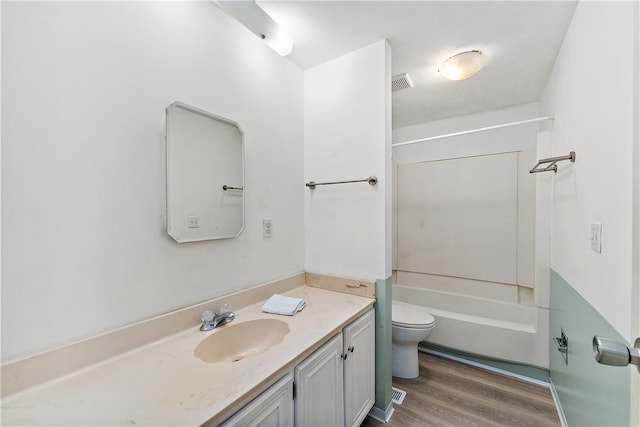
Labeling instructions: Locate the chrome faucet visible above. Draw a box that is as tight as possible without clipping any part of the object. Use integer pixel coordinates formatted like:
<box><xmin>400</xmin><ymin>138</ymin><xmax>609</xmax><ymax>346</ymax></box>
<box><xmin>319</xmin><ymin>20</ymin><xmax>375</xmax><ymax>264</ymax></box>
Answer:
<box><xmin>200</xmin><ymin>304</ymin><xmax>236</xmax><ymax>331</ymax></box>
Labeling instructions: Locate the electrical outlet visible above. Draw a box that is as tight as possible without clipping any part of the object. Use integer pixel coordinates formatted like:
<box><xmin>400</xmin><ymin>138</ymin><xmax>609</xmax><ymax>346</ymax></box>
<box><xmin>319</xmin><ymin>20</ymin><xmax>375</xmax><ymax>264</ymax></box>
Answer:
<box><xmin>263</xmin><ymin>218</ymin><xmax>273</xmax><ymax>237</ymax></box>
<box><xmin>590</xmin><ymin>222</ymin><xmax>602</xmax><ymax>253</ymax></box>
<box><xmin>188</xmin><ymin>216</ymin><xmax>200</xmax><ymax>228</ymax></box>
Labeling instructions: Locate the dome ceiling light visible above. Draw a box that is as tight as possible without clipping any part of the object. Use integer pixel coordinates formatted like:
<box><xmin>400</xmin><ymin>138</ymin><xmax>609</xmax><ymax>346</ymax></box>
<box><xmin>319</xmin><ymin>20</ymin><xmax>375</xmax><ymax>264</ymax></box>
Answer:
<box><xmin>438</xmin><ymin>50</ymin><xmax>488</xmax><ymax>81</ymax></box>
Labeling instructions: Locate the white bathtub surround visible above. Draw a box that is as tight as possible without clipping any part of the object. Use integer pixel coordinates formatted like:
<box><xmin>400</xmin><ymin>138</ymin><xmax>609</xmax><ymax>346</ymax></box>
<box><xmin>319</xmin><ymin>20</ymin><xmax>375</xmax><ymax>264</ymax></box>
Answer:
<box><xmin>392</xmin><ymin>103</ymin><xmax>548</xmax><ymax>368</ymax></box>
<box><xmin>1</xmin><ymin>286</ymin><xmax>374</xmax><ymax>426</ymax></box>
<box><xmin>394</xmin><ymin>284</ymin><xmax>548</xmax><ymax>367</ymax></box>
<box><xmin>397</xmin><ymin>152</ymin><xmax>521</xmax><ymax>285</ymax></box>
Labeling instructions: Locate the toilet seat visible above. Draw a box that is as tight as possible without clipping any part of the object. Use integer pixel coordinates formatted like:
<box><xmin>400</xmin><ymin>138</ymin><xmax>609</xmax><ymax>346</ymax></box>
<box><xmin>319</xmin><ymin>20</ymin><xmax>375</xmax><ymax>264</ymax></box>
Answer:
<box><xmin>392</xmin><ymin>302</ymin><xmax>435</xmax><ymax>329</ymax></box>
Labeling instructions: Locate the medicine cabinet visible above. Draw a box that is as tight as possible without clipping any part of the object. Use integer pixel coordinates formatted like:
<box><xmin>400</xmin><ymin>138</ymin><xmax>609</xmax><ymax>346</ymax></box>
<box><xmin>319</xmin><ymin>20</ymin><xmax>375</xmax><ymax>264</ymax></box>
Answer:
<box><xmin>165</xmin><ymin>102</ymin><xmax>244</xmax><ymax>242</ymax></box>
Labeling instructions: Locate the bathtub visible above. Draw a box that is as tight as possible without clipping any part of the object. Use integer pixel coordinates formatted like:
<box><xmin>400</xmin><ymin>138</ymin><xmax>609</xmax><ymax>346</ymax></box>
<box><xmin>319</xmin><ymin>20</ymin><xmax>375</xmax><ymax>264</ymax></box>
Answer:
<box><xmin>393</xmin><ymin>282</ymin><xmax>549</xmax><ymax>368</ymax></box>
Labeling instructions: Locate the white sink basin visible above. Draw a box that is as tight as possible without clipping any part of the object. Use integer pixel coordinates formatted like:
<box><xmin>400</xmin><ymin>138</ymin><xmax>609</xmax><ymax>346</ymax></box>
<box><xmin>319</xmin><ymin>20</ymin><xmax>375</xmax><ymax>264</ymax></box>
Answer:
<box><xmin>194</xmin><ymin>319</ymin><xmax>289</xmax><ymax>363</ymax></box>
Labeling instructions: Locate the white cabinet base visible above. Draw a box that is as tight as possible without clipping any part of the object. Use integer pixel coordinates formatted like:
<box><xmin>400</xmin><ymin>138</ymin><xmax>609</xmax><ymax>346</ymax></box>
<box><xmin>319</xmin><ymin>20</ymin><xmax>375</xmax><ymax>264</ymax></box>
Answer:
<box><xmin>222</xmin><ymin>308</ymin><xmax>375</xmax><ymax>427</ymax></box>
<box><xmin>221</xmin><ymin>373</ymin><xmax>294</xmax><ymax>427</ymax></box>
<box><xmin>294</xmin><ymin>333</ymin><xmax>345</xmax><ymax>426</ymax></box>
<box><xmin>344</xmin><ymin>309</ymin><xmax>375</xmax><ymax>427</ymax></box>
<box><xmin>295</xmin><ymin>308</ymin><xmax>375</xmax><ymax>427</ymax></box>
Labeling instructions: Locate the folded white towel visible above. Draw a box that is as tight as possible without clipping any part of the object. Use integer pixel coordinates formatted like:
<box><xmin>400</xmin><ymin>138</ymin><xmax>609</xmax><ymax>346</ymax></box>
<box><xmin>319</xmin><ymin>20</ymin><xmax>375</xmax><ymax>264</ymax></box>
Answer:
<box><xmin>262</xmin><ymin>294</ymin><xmax>306</xmax><ymax>316</ymax></box>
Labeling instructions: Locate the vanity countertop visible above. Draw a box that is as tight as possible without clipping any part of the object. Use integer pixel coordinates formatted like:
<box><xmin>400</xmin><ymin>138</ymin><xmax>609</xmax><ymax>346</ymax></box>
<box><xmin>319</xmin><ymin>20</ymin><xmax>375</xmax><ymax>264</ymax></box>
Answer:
<box><xmin>1</xmin><ymin>286</ymin><xmax>375</xmax><ymax>426</ymax></box>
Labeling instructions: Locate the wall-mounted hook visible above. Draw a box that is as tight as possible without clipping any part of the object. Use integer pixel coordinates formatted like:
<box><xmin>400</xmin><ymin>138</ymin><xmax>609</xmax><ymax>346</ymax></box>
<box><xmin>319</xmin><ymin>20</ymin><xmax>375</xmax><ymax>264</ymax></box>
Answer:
<box><xmin>555</xmin><ymin>330</ymin><xmax>568</xmax><ymax>365</ymax></box>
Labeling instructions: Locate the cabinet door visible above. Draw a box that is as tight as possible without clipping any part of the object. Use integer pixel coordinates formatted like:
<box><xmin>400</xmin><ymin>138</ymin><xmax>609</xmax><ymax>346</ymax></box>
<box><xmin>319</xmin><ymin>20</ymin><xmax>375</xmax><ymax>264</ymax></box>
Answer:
<box><xmin>295</xmin><ymin>333</ymin><xmax>344</xmax><ymax>427</ymax></box>
<box><xmin>221</xmin><ymin>373</ymin><xmax>294</xmax><ymax>427</ymax></box>
<box><xmin>343</xmin><ymin>309</ymin><xmax>375</xmax><ymax>427</ymax></box>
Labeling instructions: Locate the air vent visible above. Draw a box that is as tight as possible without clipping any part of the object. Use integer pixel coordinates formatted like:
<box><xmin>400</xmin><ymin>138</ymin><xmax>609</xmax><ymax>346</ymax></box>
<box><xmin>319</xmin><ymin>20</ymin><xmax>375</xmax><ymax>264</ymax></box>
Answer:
<box><xmin>392</xmin><ymin>73</ymin><xmax>414</xmax><ymax>92</ymax></box>
<box><xmin>391</xmin><ymin>387</ymin><xmax>407</xmax><ymax>405</ymax></box>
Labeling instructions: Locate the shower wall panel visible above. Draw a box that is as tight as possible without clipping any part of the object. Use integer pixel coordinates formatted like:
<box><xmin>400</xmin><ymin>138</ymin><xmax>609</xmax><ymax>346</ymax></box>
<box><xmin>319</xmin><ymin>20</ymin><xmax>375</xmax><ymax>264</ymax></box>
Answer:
<box><xmin>397</xmin><ymin>152</ymin><xmax>518</xmax><ymax>285</ymax></box>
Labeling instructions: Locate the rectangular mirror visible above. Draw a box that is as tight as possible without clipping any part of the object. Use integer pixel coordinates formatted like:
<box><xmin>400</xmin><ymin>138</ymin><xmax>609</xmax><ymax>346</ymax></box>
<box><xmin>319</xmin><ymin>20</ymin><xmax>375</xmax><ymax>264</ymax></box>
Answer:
<box><xmin>166</xmin><ymin>102</ymin><xmax>244</xmax><ymax>242</ymax></box>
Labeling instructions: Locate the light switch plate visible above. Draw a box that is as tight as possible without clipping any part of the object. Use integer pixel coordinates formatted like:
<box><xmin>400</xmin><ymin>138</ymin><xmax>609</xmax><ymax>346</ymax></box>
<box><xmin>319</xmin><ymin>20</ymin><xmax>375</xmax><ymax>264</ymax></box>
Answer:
<box><xmin>591</xmin><ymin>222</ymin><xmax>602</xmax><ymax>253</ymax></box>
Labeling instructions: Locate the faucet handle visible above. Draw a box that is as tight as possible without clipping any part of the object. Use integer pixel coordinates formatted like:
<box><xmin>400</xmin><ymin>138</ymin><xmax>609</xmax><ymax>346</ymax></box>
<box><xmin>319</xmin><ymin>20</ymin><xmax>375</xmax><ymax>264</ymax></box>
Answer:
<box><xmin>201</xmin><ymin>310</ymin><xmax>214</xmax><ymax>323</ymax></box>
<box><xmin>220</xmin><ymin>304</ymin><xmax>231</xmax><ymax>314</ymax></box>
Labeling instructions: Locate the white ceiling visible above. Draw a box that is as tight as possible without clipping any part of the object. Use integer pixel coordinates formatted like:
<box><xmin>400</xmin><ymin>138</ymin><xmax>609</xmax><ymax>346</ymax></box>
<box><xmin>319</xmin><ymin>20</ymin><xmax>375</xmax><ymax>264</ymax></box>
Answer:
<box><xmin>257</xmin><ymin>1</ymin><xmax>577</xmax><ymax>128</ymax></box>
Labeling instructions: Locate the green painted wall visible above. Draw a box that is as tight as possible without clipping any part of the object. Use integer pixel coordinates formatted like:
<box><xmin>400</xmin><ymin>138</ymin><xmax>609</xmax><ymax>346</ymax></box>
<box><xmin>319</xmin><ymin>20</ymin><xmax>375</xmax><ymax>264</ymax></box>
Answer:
<box><xmin>550</xmin><ymin>269</ymin><xmax>630</xmax><ymax>426</ymax></box>
<box><xmin>373</xmin><ymin>277</ymin><xmax>392</xmax><ymax>417</ymax></box>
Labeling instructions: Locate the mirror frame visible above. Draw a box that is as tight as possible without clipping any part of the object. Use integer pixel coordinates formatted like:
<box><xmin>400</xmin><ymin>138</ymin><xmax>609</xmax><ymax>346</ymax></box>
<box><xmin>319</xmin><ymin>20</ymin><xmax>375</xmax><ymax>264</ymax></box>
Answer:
<box><xmin>165</xmin><ymin>101</ymin><xmax>245</xmax><ymax>242</ymax></box>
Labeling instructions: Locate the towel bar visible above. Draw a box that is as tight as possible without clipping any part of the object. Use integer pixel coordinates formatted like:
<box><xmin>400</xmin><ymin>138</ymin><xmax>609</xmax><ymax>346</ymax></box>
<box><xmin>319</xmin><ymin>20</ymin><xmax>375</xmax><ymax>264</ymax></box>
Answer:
<box><xmin>529</xmin><ymin>151</ymin><xmax>575</xmax><ymax>174</ymax></box>
<box><xmin>306</xmin><ymin>176</ymin><xmax>377</xmax><ymax>189</ymax></box>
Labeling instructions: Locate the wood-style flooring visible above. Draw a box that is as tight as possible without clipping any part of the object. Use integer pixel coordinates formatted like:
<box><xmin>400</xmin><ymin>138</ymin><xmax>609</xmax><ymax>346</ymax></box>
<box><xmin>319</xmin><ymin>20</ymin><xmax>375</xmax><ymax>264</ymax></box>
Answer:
<box><xmin>362</xmin><ymin>352</ymin><xmax>561</xmax><ymax>427</ymax></box>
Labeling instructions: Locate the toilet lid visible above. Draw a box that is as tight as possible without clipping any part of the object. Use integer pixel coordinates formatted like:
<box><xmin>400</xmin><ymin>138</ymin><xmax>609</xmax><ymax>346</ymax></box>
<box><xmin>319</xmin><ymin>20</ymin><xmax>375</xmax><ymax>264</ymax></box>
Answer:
<box><xmin>392</xmin><ymin>302</ymin><xmax>435</xmax><ymax>328</ymax></box>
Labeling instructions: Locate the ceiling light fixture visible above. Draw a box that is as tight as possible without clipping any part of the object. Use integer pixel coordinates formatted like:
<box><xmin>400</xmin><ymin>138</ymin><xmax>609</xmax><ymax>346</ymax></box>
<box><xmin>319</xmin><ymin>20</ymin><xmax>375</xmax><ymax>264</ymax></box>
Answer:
<box><xmin>212</xmin><ymin>1</ymin><xmax>293</xmax><ymax>56</ymax></box>
<box><xmin>438</xmin><ymin>50</ymin><xmax>488</xmax><ymax>81</ymax></box>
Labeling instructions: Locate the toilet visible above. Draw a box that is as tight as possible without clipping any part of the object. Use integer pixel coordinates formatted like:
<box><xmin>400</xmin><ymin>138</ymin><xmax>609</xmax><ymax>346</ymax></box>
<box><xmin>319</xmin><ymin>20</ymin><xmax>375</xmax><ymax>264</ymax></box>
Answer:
<box><xmin>392</xmin><ymin>301</ymin><xmax>436</xmax><ymax>379</ymax></box>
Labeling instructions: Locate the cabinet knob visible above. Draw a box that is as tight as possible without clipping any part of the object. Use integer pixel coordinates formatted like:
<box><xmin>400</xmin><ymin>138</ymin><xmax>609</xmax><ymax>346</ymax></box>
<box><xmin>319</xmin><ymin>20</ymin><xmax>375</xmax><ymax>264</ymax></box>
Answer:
<box><xmin>341</xmin><ymin>353</ymin><xmax>348</xmax><ymax>360</ymax></box>
<box><xmin>348</xmin><ymin>346</ymin><xmax>354</xmax><ymax>353</ymax></box>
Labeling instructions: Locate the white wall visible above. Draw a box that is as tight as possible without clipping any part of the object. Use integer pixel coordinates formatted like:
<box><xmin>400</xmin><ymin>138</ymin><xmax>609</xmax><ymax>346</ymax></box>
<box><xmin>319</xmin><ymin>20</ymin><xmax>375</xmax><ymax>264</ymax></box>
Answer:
<box><xmin>1</xmin><ymin>1</ymin><xmax>304</xmax><ymax>362</ymax></box>
<box><xmin>634</xmin><ymin>2</ymin><xmax>640</xmax><ymax>423</ymax></box>
<box><xmin>304</xmin><ymin>40</ymin><xmax>392</xmax><ymax>281</ymax></box>
<box><xmin>543</xmin><ymin>5</ymin><xmax>639</xmax><ymax>421</ymax></box>
<box><xmin>541</xmin><ymin>0</ymin><xmax>636</xmax><ymax>341</ymax></box>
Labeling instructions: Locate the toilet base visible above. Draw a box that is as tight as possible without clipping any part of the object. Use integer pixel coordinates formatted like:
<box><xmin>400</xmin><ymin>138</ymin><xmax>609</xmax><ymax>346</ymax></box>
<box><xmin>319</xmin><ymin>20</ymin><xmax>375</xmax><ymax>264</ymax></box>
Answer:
<box><xmin>392</xmin><ymin>342</ymin><xmax>420</xmax><ymax>379</ymax></box>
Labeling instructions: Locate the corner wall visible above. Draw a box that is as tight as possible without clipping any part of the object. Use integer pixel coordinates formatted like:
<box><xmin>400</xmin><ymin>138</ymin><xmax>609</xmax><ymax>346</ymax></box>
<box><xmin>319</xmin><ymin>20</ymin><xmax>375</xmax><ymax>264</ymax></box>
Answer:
<box><xmin>1</xmin><ymin>1</ymin><xmax>304</xmax><ymax>363</ymax></box>
<box><xmin>541</xmin><ymin>0</ymin><xmax>635</xmax><ymax>342</ymax></box>
<box><xmin>303</xmin><ymin>40</ymin><xmax>393</xmax><ymax>418</ymax></box>
<box><xmin>304</xmin><ymin>40</ymin><xmax>392</xmax><ymax>282</ymax></box>
<box><xmin>540</xmin><ymin>1</ymin><xmax>639</xmax><ymax>423</ymax></box>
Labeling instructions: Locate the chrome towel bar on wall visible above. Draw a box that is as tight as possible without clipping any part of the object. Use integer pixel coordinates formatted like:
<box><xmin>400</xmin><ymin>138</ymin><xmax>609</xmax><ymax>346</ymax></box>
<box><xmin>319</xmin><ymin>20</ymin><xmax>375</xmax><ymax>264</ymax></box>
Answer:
<box><xmin>529</xmin><ymin>151</ymin><xmax>576</xmax><ymax>174</ymax></box>
<box><xmin>305</xmin><ymin>176</ymin><xmax>378</xmax><ymax>190</ymax></box>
